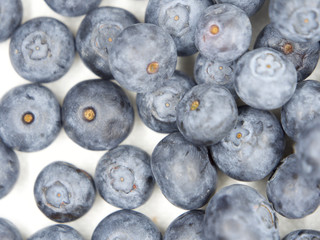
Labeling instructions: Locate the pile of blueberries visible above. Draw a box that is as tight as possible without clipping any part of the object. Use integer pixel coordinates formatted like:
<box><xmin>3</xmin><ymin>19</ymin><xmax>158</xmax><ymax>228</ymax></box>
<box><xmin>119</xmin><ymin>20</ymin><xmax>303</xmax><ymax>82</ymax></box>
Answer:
<box><xmin>1</xmin><ymin>0</ymin><xmax>320</xmax><ymax>239</ymax></box>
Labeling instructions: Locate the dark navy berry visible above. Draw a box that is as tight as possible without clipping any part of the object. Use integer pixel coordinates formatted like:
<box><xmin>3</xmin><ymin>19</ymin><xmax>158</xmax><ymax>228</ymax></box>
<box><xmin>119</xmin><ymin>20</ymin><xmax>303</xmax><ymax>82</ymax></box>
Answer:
<box><xmin>0</xmin><ymin>218</ymin><xmax>22</xmax><ymax>240</ymax></box>
<box><xmin>283</xmin><ymin>229</ymin><xmax>320</xmax><ymax>240</ymax></box>
<box><xmin>28</xmin><ymin>224</ymin><xmax>84</xmax><ymax>240</ymax></box>
<box><xmin>213</xmin><ymin>0</ymin><xmax>265</xmax><ymax>16</ymax></box>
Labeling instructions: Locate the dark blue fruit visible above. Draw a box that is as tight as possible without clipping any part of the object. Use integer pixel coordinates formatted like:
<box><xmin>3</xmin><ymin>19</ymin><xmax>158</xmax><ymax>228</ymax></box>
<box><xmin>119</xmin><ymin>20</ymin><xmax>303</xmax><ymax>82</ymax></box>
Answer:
<box><xmin>283</xmin><ymin>229</ymin><xmax>320</xmax><ymax>240</ymax></box>
<box><xmin>213</xmin><ymin>0</ymin><xmax>265</xmax><ymax>16</ymax></box>
<box><xmin>0</xmin><ymin>218</ymin><xmax>22</xmax><ymax>240</ymax></box>
<box><xmin>28</xmin><ymin>224</ymin><xmax>84</xmax><ymax>240</ymax></box>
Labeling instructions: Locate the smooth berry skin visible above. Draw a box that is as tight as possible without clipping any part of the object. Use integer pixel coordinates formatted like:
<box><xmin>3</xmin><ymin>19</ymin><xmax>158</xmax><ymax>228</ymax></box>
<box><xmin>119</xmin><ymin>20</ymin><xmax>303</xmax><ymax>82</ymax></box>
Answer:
<box><xmin>34</xmin><ymin>161</ymin><xmax>96</xmax><ymax>223</ymax></box>
<box><xmin>213</xmin><ymin>0</ymin><xmax>265</xmax><ymax>16</ymax></box>
<box><xmin>145</xmin><ymin>0</ymin><xmax>213</xmax><ymax>56</ymax></box>
<box><xmin>195</xmin><ymin>3</ymin><xmax>252</xmax><ymax>63</ymax></box>
<box><xmin>9</xmin><ymin>17</ymin><xmax>75</xmax><ymax>83</ymax></box>
<box><xmin>210</xmin><ymin>106</ymin><xmax>285</xmax><ymax>181</ymax></box>
<box><xmin>0</xmin><ymin>84</ymin><xmax>61</xmax><ymax>152</ymax></box>
<box><xmin>76</xmin><ymin>7</ymin><xmax>139</xmax><ymax>79</ymax></box>
<box><xmin>0</xmin><ymin>0</ymin><xmax>23</xmax><ymax>42</ymax></box>
<box><xmin>151</xmin><ymin>132</ymin><xmax>217</xmax><ymax>210</ymax></box>
<box><xmin>109</xmin><ymin>23</ymin><xmax>177</xmax><ymax>93</ymax></box>
<box><xmin>28</xmin><ymin>224</ymin><xmax>84</xmax><ymax>240</ymax></box>
<box><xmin>0</xmin><ymin>218</ymin><xmax>22</xmax><ymax>240</ymax></box>
<box><xmin>235</xmin><ymin>47</ymin><xmax>297</xmax><ymax>110</ymax></box>
<box><xmin>176</xmin><ymin>84</ymin><xmax>237</xmax><ymax>146</ymax></box>
<box><xmin>62</xmin><ymin>79</ymin><xmax>134</xmax><ymax>151</ymax></box>
<box><xmin>254</xmin><ymin>24</ymin><xmax>320</xmax><ymax>82</ymax></box>
<box><xmin>92</xmin><ymin>210</ymin><xmax>162</xmax><ymax>240</ymax></box>
<box><xmin>283</xmin><ymin>230</ymin><xmax>320</xmax><ymax>240</ymax></box>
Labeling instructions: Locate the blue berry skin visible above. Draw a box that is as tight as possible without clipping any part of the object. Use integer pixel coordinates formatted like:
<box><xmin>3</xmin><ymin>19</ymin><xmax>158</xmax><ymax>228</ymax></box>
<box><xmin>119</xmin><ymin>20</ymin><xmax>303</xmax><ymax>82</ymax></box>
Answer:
<box><xmin>210</xmin><ymin>106</ymin><xmax>285</xmax><ymax>181</ymax></box>
<box><xmin>145</xmin><ymin>0</ymin><xmax>213</xmax><ymax>56</ymax></box>
<box><xmin>176</xmin><ymin>83</ymin><xmax>237</xmax><ymax>146</ymax></box>
<box><xmin>0</xmin><ymin>84</ymin><xmax>61</xmax><ymax>152</ymax></box>
<box><xmin>62</xmin><ymin>79</ymin><xmax>134</xmax><ymax>151</ymax></box>
<box><xmin>0</xmin><ymin>218</ymin><xmax>23</xmax><ymax>240</ymax></box>
<box><xmin>0</xmin><ymin>0</ymin><xmax>23</xmax><ymax>42</ymax></box>
<box><xmin>164</xmin><ymin>210</ymin><xmax>204</xmax><ymax>240</ymax></box>
<box><xmin>151</xmin><ymin>132</ymin><xmax>217</xmax><ymax>210</ymax></box>
<box><xmin>136</xmin><ymin>71</ymin><xmax>195</xmax><ymax>133</ymax></box>
<box><xmin>109</xmin><ymin>23</ymin><xmax>177</xmax><ymax>93</ymax></box>
<box><xmin>34</xmin><ymin>161</ymin><xmax>96</xmax><ymax>223</ymax></box>
<box><xmin>195</xmin><ymin>4</ymin><xmax>252</xmax><ymax>63</ymax></box>
<box><xmin>9</xmin><ymin>17</ymin><xmax>75</xmax><ymax>83</ymax></box>
<box><xmin>267</xmin><ymin>154</ymin><xmax>320</xmax><ymax>219</ymax></box>
<box><xmin>283</xmin><ymin>230</ymin><xmax>320</xmax><ymax>240</ymax></box>
<box><xmin>269</xmin><ymin>0</ymin><xmax>320</xmax><ymax>43</ymax></box>
<box><xmin>76</xmin><ymin>7</ymin><xmax>139</xmax><ymax>79</ymax></box>
<box><xmin>254</xmin><ymin>24</ymin><xmax>320</xmax><ymax>82</ymax></box>
<box><xmin>44</xmin><ymin>0</ymin><xmax>101</xmax><ymax>17</ymax></box>
<box><xmin>92</xmin><ymin>210</ymin><xmax>162</xmax><ymax>240</ymax></box>
<box><xmin>95</xmin><ymin>145</ymin><xmax>155</xmax><ymax>209</ymax></box>
<box><xmin>0</xmin><ymin>141</ymin><xmax>19</xmax><ymax>199</ymax></box>
<box><xmin>281</xmin><ymin>80</ymin><xmax>320</xmax><ymax>141</ymax></box>
<box><xmin>235</xmin><ymin>47</ymin><xmax>297</xmax><ymax>110</ymax></box>
<box><xmin>28</xmin><ymin>224</ymin><xmax>84</xmax><ymax>240</ymax></box>
<box><xmin>203</xmin><ymin>184</ymin><xmax>280</xmax><ymax>240</ymax></box>
<box><xmin>213</xmin><ymin>0</ymin><xmax>264</xmax><ymax>16</ymax></box>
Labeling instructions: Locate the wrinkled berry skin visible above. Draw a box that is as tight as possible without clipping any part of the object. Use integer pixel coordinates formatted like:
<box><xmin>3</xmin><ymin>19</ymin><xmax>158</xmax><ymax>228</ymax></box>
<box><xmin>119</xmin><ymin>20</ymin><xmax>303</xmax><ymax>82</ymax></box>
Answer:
<box><xmin>145</xmin><ymin>0</ymin><xmax>213</xmax><ymax>56</ymax></box>
<box><xmin>203</xmin><ymin>184</ymin><xmax>280</xmax><ymax>240</ymax></box>
<box><xmin>0</xmin><ymin>84</ymin><xmax>61</xmax><ymax>152</ymax></box>
<box><xmin>9</xmin><ymin>17</ymin><xmax>75</xmax><ymax>83</ymax></box>
<box><xmin>62</xmin><ymin>79</ymin><xmax>134</xmax><ymax>151</ymax></box>
<box><xmin>210</xmin><ymin>106</ymin><xmax>285</xmax><ymax>181</ymax></box>
<box><xmin>0</xmin><ymin>218</ymin><xmax>23</xmax><ymax>240</ymax></box>
<box><xmin>136</xmin><ymin>71</ymin><xmax>195</xmax><ymax>133</ymax></box>
<box><xmin>283</xmin><ymin>229</ymin><xmax>320</xmax><ymax>240</ymax></box>
<box><xmin>92</xmin><ymin>210</ymin><xmax>162</xmax><ymax>240</ymax></box>
<box><xmin>151</xmin><ymin>132</ymin><xmax>217</xmax><ymax>210</ymax></box>
<box><xmin>28</xmin><ymin>224</ymin><xmax>84</xmax><ymax>240</ymax></box>
<box><xmin>176</xmin><ymin>84</ymin><xmax>237</xmax><ymax>146</ymax></box>
<box><xmin>213</xmin><ymin>0</ymin><xmax>265</xmax><ymax>16</ymax></box>
<box><xmin>76</xmin><ymin>7</ymin><xmax>139</xmax><ymax>79</ymax></box>
<box><xmin>34</xmin><ymin>161</ymin><xmax>96</xmax><ymax>223</ymax></box>
<box><xmin>254</xmin><ymin>24</ymin><xmax>320</xmax><ymax>81</ymax></box>
<box><xmin>0</xmin><ymin>0</ymin><xmax>23</xmax><ymax>42</ymax></box>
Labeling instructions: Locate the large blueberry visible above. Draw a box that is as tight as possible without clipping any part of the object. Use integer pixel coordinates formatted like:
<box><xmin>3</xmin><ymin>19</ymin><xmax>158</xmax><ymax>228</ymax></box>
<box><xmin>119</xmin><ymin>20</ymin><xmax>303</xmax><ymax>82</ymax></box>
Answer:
<box><xmin>0</xmin><ymin>218</ymin><xmax>22</xmax><ymax>240</ymax></box>
<box><xmin>0</xmin><ymin>84</ymin><xmax>61</xmax><ymax>152</ymax></box>
<box><xmin>283</xmin><ymin>229</ymin><xmax>320</xmax><ymax>240</ymax></box>
<box><xmin>28</xmin><ymin>224</ymin><xmax>84</xmax><ymax>240</ymax></box>
<box><xmin>62</xmin><ymin>79</ymin><xmax>134</xmax><ymax>151</ymax></box>
<box><xmin>0</xmin><ymin>0</ymin><xmax>22</xmax><ymax>42</ymax></box>
<box><xmin>213</xmin><ymin>0</ymin><xmax>265</xmax><ymax>16</ymax></box>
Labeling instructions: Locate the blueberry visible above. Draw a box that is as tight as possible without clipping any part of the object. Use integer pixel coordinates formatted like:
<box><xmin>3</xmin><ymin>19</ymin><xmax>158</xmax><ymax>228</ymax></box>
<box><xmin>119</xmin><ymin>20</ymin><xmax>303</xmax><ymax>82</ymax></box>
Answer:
<box><xmin>0</xmin><ymin>218</ymin><xmax>22</xmax><ymax>240</ymax></box>
<box><xmin>94</xmin><ymin>145</ymin><xmax>154</xmax><ymax>209</ymax></box>
<box><xmin>145</xmin><ymin>0</ymin><xmax>213</xmax><ymax>56</ymax></box>
<box><xmin>62</xmin><ymin>79</ymin><xmax>134</xmax><ymax>151</ymax></box>
<box><xmin>151</xmin><ymin>132</ymin><xmax>217</xmax><ymax>210</ymax></box>
<box><xmin>164</xmin><ymin>210</ymin><xmax>204</xmax><ymax>240</ymax></box>
<box><xmin>176</xmin><ymin>83</ymin><xmax>237</xmax><ymax>146</ymax></box>
<box><xmin>235</xmin><ymin>47</ymin><xmax>297</xmax><ymax>110</ymax></box>
<box><xmin>28</xmin><ymin>224</ymin><xmax>84</xmax><ymax>240</ymax></box>
<box><xmin>254</xmin><ymin>24</ymin><xmax>320</xmax><ymax>81</ymax></box>
<box><xmin>0</xmin><ymin>0</ymin><xmax>22</xmax><ymax>42</ymax></box>
<box><xmin>0</xmin><ymin>84</ymin><xmax>61</xmax><ymax>152</ymax></box>
<box><xmin>76</xmin><ymin>7</ymin><xmax>139</xmax><ymax>79</ymax></box>
<box><xmin>136</xmin><ymin>70</ymin><xmax>195</xmax><ymax>133</ymax></box>
<box><xmin>195</xmin><ymin>3</ymin><xmax>252</xmax><ymax>63</ymax></box>
<box><xmin>203</xmin><ymin>184</ymin><xmax>280</xmax><ymax>240</ymax></box>
<box><xmin>213</xmin><ymin>0</ymin><xmax>265</xmax><ymax>16</ymax></box>
<box><xmin>9</xmin><ymin>17</ymin><xmax>75</xmax><ymax>83</ymax></box>
<box><xmin>44</xmin><ymin>0</ymin><xmax>101</xmax><ymax>17</ymax></box>
<box><xmin>92</xmin><ymin>209</ymin><xmax>162</xmax><ymax>240</ymax></box>
<box><xmin>210</xmin><ymin>106</ymin><xmax>285</xmax><ymax>181</ymax></box>
<box><xmin>109</xmin><ymin>23</ymin><xmax>177</xmax><ymax>93</ymax></box>
<box><xmin>283</xmin><ymin>229</ymin><xmax>320</xmax><ymax>240</ymax></box>
<box><xmin>34</xmin><ymin>161</ymin><xmax>96</xmax><ymax>223</ymax></box>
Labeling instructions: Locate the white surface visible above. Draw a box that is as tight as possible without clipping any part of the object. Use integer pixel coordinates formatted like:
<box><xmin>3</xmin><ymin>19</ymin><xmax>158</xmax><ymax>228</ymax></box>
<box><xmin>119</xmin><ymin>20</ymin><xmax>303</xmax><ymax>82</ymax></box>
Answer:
<box><xmin>0</xmin><ymin>0</ymin><xmax>320</xmax><ymax>239</ymax></box>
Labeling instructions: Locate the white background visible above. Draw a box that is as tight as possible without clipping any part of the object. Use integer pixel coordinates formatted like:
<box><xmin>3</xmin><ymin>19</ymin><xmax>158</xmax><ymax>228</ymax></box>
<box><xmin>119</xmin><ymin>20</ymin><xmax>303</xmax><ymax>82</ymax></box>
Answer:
<box><xmin>0</xmin><ymin>0</ymin><xmax>320</xmax><ymax>239</ymax></box>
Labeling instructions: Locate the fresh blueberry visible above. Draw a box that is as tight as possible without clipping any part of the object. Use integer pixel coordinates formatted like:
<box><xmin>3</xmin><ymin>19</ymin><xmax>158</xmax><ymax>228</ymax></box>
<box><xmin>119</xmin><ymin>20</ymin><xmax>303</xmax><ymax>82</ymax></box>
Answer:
<box><xmin>62</xmin><ymin>79</ymin><xmax>134</xmax><ymax>151</ymax></box>
<box><xmin>254</xmin><ymin>24</ymin><xmax>320</xmax><ymax>81</ymax></box>
<box><xmin>283</xmin><ymin>229</ymin><xmax>320</xmax><ymax>240</ymax></box>
<box><xmin>76</xmin><ymin>7</ymin><xmax>139</xmax><ymax>79</ymax></box>
<box><xmin>235</xmin><ymin>47</ymin><xmax>297</xmax><ymax>110</ymax></box>
<box><xmin>28</xmin><ymin>224</ymin><xmax>84</xmax><ymax>240</ymax></box>
<box><xmin>210</xmin><ymin>106</ymin><xmax>285</xmax><ymax>181</ymax></box>
<box><xmin>213</xmin><ymin>0</ymin><xmax>265</xmax><ymax>16</ymax></box>
<box><xmin>151</xmin><ymin>132</ymin><xmax>217</xmax><ymax>210</ymax></box>
<box><xmin>136</xmin><ymin>70</ymin><xmax>195</xmax><ymax>133</ymax></box>
<box><xmin>0</xmin><ymin>218</ymin><xmax>22</xmax><ymax>240</ymax></box>
<box><xmin>145</xmin><ymin>0</ymin><xmax>213</xmax><ymax>56</ymax></box>
<box><xmin>9</xmin><ymin>17</ymin><xmax>75</xmax><ymax>83</ymax></box>
<box><xmin>176</xmin><ymin>83</ymin><xmax>237</xmax><ymax>146</ymax></box>
<box><xmin>203</xmin><ymin>184</ymin><xmax>280</xmax><ymax>240</ymax></box>
<box><xmin>195</xmin><ymin>3</ymin><xmax>252</xmax><ymax>63</ymax></box>
<box><xmin>0</xmin><ymin>0</ymin><xmax>23</xmax><ymax>42</ymax></box>
<box><xmin>92</xmin><ymin>209</ymin><xmax>162</xmax><ymax>240</ymax></box>
<box><xmin>0</xmin><ymin>84</ymin><xmax>61</xmax><ymax>152</ymax></box>
<box><xmin>109</xmin><ymin>23</ymin><xmax>177</xmax><ymax>93</ymax></box>
<box><xmin>34</xmin><ymin>161</ymin><xmax>96</xmax><ymax>223</ymax></box>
